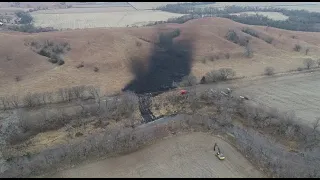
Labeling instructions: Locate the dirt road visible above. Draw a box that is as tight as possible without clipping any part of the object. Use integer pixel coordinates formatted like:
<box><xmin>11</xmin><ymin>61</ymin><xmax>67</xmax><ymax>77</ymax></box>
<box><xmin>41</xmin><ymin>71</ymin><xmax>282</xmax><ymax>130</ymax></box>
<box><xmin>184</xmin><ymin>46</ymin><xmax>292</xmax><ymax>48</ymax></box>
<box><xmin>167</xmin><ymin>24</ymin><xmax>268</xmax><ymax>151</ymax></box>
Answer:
<box><xmin>43</xmin><ymin>132</ymin><xmax>264</xmax><ymax>178</ymax></box>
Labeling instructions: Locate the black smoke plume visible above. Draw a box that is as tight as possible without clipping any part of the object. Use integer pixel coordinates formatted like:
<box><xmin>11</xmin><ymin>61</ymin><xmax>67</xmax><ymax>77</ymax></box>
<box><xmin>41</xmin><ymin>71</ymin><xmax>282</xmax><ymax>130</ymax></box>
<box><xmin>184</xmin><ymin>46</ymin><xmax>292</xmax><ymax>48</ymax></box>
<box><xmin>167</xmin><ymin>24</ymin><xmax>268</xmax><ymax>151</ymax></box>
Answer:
<box><xmin>123</xmin><ymin>28</ymin><xmax>194</xmax><ymax>95</ymax></box>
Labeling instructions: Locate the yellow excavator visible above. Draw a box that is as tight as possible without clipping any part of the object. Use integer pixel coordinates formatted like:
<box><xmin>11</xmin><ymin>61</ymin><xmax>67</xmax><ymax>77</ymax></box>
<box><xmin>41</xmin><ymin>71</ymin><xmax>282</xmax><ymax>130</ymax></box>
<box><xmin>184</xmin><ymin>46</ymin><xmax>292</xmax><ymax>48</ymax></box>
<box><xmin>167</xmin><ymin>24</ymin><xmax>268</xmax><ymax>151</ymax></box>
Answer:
<box><xmin>214</xmin><ymin>143</ymin><xmax>225</xmax><ymax>160</ymax></box>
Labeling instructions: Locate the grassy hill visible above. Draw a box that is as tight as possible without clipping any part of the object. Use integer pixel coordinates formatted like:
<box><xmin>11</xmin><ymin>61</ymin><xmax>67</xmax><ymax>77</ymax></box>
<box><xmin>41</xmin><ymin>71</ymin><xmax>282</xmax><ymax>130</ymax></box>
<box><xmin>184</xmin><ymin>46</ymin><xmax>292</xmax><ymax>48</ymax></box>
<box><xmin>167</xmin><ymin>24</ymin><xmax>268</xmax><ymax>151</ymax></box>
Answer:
<box><xmin>1</xmin><ymin>17</ymin><xmax>320</xmax><ymax>97</ymax></box>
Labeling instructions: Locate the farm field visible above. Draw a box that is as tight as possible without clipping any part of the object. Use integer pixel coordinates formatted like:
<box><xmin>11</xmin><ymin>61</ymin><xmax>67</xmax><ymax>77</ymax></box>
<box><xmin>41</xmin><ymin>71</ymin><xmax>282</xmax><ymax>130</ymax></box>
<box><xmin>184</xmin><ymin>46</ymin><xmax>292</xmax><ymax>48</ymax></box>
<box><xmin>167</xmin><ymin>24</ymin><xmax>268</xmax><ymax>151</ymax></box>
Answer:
<box><xmin>195</xmin><ymin>2</ymin><xmax>320</xmax><ymax>13</ymax></box>
<box><xmin>234</xmin><ymin>71</ymin><xmax>320</xmax><ymax>126</ymax></box>
<box><xmin>26</xmin><ymin>2</ymin><xmax>320</xmax><ymax>29</ymax></box>
<box><xmin>128</xmin><ymin>2</ymin><xmax>183</xmax><ymax>10</ymax></box>
<box><xmin>31</xmin><ymin>9</ymin><xmax>185</xmax><ymax>29</ymax></box>
<box><xmin>43</xmin><ymin>132</ymin><xmax>264</xmax><ymax>178</ymax></box>
<box><xmin>230</xmin><ymin>11</ymin><xmax>289</xmax><ymax>21</ymax></box>
<box><xmin>0</xmin><ymin>7</ymin><xmax>29</xmax><ymax>13</ymax></box>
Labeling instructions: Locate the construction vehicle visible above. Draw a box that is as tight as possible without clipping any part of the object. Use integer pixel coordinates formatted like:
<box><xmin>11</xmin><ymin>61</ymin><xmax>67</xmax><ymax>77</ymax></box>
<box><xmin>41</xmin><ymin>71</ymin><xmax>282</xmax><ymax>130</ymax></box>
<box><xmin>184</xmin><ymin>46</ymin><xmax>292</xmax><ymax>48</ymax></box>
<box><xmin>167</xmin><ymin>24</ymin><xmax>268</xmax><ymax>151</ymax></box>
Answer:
<box><xmin>214</xmin><ymin>143</ymin><xmax>225</xmax><ymax>160</ymax></box>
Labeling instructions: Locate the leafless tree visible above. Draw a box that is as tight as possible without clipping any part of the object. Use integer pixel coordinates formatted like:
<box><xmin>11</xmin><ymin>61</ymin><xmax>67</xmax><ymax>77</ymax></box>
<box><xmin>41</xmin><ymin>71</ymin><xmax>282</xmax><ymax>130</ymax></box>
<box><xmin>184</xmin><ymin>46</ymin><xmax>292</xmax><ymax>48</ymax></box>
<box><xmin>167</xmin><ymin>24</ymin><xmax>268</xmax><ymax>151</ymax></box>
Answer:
<box><xmin>312</xmin><ymin>118</ymin><xmax>320</xmax><ymax>133</ymax></box>
<box><xmin>0</xmin><ymin>97</ymin><xmax>10</xmax><ymax>110</ymax></box>
<box><xmin>58</xmin><ymin>88</ymin><xmax>66</xmax><ymax>102</ymax></box>
<box><xmin>45</xmin><ymin>92</ymin><xmax>54</xmax><ymax>104</ymax></box>
<box><xmin>244</xmin><ymin>44</ymin><xmax>253</xmax><ymax>58</ymax></box>
<box><xmin>88</xmin><ymin>86</ymin><xmax>101</xmax><ymax>107</ymax></box>
<box><xmin>294</xmin><ymin>44</ymin><xmax>301</xmax><ymax>52</ymax></box>
<box><xmin>23</xmin><ymin>93</ymin><xmax>36</xmax><ymax>107</ymax></box>
<box><xmin>304</xmin><ymin>58</ymin><xmax>315</xmax><ymax>69</ymax></box>
<box><xmin>305</xmin><ymin>48</ymin><xmax>310</xmax><ymax>55</ymax></box>
<box><xmin>219</xmin><ymin>68</ymin><xmax>236</xmax><ymax>80</ymax></box>
<box><xmin>264</xmin><ymin>67</ymin><xmax>275</xmax><ymax>76</ymax></box>
<box><xmin>72</xmin><ymin>86</ymin><xmax>85</xmax><ymax>99</ymax></box>
<box><xmin>10</xmin><ymin>95</ymin><xmax>19</xmax><ymax>108</ymax></box>
<box><xmin>33</xmin><ymin>93</ymin><xmax>42</xmax><ymax>106</ymax></box>
<box><xmin>40</xmin><ymin>92</ymin><xmax>47</xmax><ymax>105</ymax></box>
<box><xmin>179</xmin><ymin>74</ymin><xmax>197</xmax><ymax>87</ymax></box>
<box><xmin>76</xmin><ymin>99</ymin><xmax>86</xmax><ymax>116</ymax></box>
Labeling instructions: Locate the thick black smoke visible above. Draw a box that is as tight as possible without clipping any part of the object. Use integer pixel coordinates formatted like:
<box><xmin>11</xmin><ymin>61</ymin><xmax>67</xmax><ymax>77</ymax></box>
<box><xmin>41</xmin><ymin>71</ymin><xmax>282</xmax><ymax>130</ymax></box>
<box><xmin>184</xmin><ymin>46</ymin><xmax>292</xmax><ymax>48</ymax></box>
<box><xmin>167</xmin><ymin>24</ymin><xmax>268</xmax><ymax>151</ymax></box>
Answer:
<box><xmin>123</xmin><ymin>29</ymin><xmax>193</xmax><ymax>94</ymax></box>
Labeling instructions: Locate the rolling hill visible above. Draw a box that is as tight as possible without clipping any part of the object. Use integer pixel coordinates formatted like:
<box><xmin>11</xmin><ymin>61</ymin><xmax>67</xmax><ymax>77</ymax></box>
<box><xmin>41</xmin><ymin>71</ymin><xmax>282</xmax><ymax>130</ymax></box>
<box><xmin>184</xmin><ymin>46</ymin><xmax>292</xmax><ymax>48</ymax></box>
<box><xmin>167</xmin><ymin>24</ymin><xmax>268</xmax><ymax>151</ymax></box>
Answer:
<box><xmin>1</xmin><ymin>17</ymin><xmax>320</xmax><ymax>97</ymax></box>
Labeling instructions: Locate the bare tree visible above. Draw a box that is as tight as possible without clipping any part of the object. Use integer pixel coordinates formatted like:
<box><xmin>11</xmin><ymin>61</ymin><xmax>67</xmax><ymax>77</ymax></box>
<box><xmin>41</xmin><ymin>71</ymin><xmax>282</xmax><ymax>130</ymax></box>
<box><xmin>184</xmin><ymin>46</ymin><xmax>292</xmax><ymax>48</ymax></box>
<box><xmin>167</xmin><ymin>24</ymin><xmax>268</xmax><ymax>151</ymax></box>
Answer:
<box><xmin>204</xmin><ymin>68</ymin><xmax>236</xmax><ymax>83</ymax></box>
<box><xmin>264</xmin><ymin>67</ymin><xmax>275</xmax><ymax>76</ymax></box>
<box><xmin>72</xmin><ymin>86</ymin><xmax>85</xmax><ymax>99</ymax></box>
<box><xmin>312</xmin><ymin>118</ymin><xmax>320</xmax><ymax>133</ymax></box>
<box><xmin>75</xmin><ymin>98</ymin><xmax>88</xmax><ymax>119</ymax></box>
<box><xmin>10</xmin><ymin>95</ymin><xmax>19</xmax><ymax>108</ymax></box>
<box><xmin>46</xmin><ymin>92</ymin><xmax>54</xmax><ymax>104</ymax></box>
<box><xmin>304</xmin><ymin>58</ymin><xmax>315</xmax><ymax>69</ymax></box>
<box><xmin>58</xmin><ymin>88</ymin><xmax>66</xmax><ymax>102</ymax></box>
<box><xmin>88</xmin><ymin>86</ymin><xmax>101</xmax><ymax>107</ymax></box>
<box><xmin>294</xmin><ymin>44</ymin><xmax>301</xmax><ymax>52</ymax></box>
<box><xmin>66</xmin><ymin>88</ymin><xmax>74</xmax><ymax>102</ymax></box>
<box><xmin>32</xmin><ymin>93</ymin><xmax>42</xmax><ymax>106</ymax></box>
<box><xmin>305</xmin><ymin>48</ymin><xmax>310</xmax><ymax>55</ymax></box>
<box><xmin>244</xmin><ymin>44</ymin><xmax>253</xmax><ymax>58</ymax></box>
<box><xmin>219</xmin><ymin>68</ymin><xmax>236</xmax><ymax>80</ymax></box>
<box><xmin>0</xmin><ymin>97</ymin><xmax>10</xmax><ymax>110</ymax></box>
<box><xmin>41</xmin><ymin>92</ymin><xmax>47</xmax><ymax>105</ymax></box>
<box><xmin>179</xmin><ymin>74</ymin><xmax>197</xmax><ymax>87</ymax></box>
<box><xmin>17</xmin><ymin>108</ymin><xmax>31</xmax><ymax>133</ymax></box>
<box><xmin>23</xmin><ymin>93</ymin><xmax>36</xmax><ymax>107</ymax></box>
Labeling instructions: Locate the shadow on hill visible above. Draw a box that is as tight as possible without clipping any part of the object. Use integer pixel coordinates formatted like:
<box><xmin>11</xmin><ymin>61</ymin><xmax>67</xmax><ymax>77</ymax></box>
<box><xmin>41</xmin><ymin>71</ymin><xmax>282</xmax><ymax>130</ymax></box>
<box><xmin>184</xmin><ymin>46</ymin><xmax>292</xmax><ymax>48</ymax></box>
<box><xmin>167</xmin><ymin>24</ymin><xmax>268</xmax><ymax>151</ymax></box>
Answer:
<box><xmin>122</xmin><ymin>28</ymin><xmax>194</xmax><ymax>95</ymax></box>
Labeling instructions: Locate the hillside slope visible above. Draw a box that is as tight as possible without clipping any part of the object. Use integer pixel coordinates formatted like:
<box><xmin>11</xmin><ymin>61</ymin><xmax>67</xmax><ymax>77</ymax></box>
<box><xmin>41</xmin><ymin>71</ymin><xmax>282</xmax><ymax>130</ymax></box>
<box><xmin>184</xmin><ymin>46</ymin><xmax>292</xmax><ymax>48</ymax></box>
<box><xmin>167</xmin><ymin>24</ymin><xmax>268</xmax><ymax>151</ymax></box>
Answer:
<box><xmin>1</xmin><ymin>17</ymin><xmax>320</xmax><ymax>97</ymax></box>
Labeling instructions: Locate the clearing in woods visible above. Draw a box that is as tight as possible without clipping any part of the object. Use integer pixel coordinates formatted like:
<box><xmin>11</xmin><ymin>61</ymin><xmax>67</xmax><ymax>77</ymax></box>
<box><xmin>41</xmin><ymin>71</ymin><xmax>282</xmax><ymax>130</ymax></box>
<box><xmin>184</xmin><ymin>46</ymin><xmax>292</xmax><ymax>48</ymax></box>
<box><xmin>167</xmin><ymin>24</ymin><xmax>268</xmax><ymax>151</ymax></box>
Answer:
<box><xmin>42</xmin><ymin>132</ymin><xmax>264</xmax><ymax>178</ymax></box>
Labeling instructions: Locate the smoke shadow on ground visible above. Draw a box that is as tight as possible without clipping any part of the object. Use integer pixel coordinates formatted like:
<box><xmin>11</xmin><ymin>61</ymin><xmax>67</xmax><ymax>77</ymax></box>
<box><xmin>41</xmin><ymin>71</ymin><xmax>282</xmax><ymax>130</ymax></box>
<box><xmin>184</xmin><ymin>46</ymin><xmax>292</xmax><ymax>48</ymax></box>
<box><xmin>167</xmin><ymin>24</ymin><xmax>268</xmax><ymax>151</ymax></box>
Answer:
<box><xmin>122</xmin><ymin>28</ymin><xmax>194</xmax><ymax>95</ymax></box>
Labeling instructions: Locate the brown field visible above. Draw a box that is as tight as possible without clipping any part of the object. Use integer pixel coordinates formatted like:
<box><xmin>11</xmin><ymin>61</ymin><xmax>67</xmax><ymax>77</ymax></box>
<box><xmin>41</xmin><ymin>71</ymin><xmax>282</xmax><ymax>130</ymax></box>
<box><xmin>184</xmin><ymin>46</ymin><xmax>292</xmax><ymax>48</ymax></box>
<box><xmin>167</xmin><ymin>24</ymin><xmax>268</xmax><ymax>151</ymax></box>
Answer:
<box><xmin>44</xmin><ymin>132</ymin><xmax>264</xmax><ymax>178</ymax></box>
<box><xmin>27</xmin><ymin>2</ymin><xmax>185</xmax><ymax>29</ymax></box>
<box><xmin>232</xmin><ymin>70</ymin><xmax>320</xmax><ymax>126</ymax></box>
<box><xmin>31</xmin><ymin>9</ymin><xmax>185</xmax><ymax>29</ymax></box>
<box><xmin>1</xmin><ymin>17</ymin><xmax>320</xmax><ymax>98</ymax></box>
<box><xmin>31</xmin><ymin>7</ymin><xmax>137</xmax><ymax>14</ymax></box>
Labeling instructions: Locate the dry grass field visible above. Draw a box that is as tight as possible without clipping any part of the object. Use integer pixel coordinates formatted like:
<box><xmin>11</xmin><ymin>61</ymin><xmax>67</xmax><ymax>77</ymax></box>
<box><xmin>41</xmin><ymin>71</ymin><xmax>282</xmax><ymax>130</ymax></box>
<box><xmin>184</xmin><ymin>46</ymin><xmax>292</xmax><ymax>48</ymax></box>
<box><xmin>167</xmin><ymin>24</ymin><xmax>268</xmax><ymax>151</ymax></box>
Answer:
<box><xmin>233</xmin><ymin>71</ymin><xmax>320</xmax><ymax>126</ymax></box>
<box><xmin>1</xmin><ymin>17</ymin><xmax>320</xmax><ymax>98</ymax></box>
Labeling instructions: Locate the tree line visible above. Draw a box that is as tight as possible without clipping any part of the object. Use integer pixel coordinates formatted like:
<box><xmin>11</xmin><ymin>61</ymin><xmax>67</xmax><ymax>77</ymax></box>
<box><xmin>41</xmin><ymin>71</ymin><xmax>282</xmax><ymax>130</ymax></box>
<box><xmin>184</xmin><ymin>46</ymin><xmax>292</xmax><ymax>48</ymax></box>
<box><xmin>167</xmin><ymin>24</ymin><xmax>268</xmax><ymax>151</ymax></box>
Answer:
<box><xmin>156</xmin><ymin>5</ymin><xmax>320</xmax><ymax>32</ymax></box>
